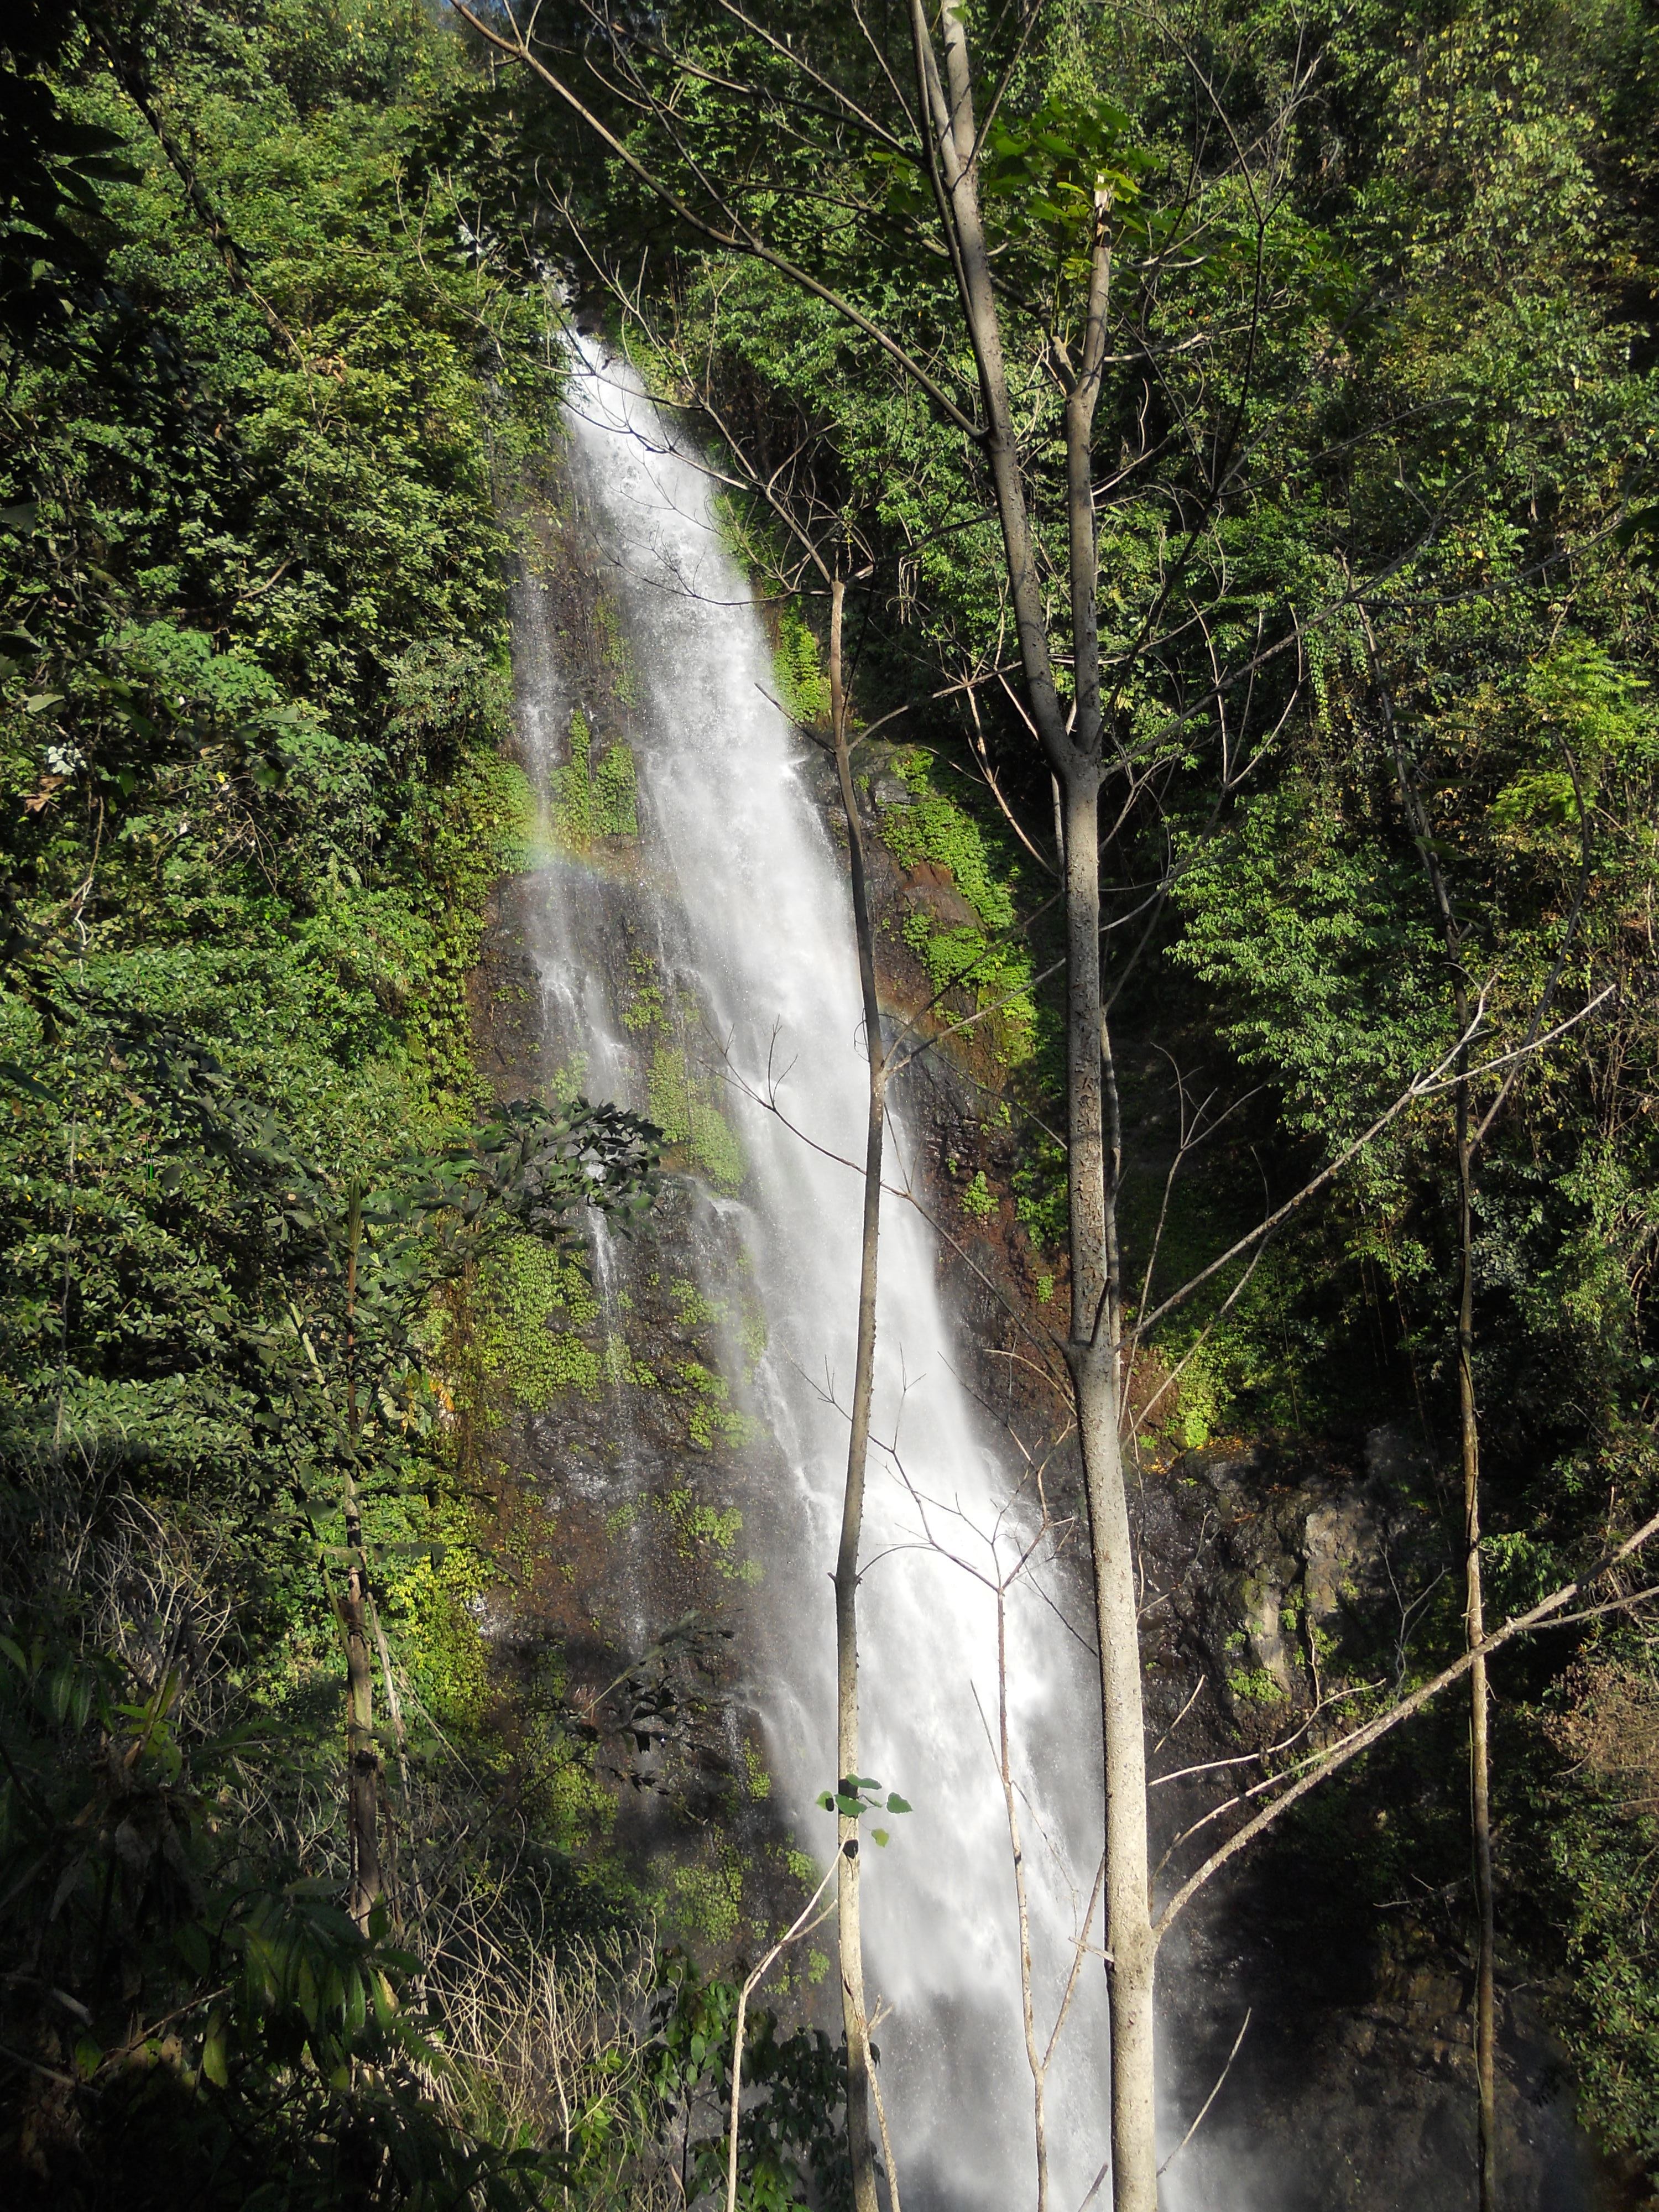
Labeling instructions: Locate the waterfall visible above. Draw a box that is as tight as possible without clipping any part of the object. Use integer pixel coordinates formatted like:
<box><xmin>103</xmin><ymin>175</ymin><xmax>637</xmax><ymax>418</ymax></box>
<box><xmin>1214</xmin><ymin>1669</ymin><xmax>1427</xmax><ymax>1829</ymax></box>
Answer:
<box><xmin>513</xmin><ymin>339</ymin><xmax>1115</xmax><ymax>2212</ymax></box>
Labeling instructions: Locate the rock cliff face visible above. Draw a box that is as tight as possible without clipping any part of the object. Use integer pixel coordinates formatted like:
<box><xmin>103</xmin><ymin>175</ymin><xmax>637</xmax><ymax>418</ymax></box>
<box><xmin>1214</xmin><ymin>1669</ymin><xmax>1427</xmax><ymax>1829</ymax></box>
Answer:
<box><xmin>1136</xmin><ymin>1440</ymin><xmax>1598</xmax><ymax>2211</ymax></box>
<box><xmin>465</xmin><ymin>462</ymin><xmax>807</xmax><ymax>1958</ymax></box>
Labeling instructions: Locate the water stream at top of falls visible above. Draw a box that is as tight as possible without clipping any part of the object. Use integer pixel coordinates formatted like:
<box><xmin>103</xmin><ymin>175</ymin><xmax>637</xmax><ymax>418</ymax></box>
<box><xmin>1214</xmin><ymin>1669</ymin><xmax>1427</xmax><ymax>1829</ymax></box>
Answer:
<box><xmin>515</xmin><ymin>340</ymin><xmax>1120</xmax><ymax>2212</ymax></box>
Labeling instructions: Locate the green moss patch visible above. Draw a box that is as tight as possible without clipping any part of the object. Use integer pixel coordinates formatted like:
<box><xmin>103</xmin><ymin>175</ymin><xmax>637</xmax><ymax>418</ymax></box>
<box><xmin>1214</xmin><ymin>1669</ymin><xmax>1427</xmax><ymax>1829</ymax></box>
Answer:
<box><xmin>551</xmin><ymin>705</ymin><xmax>638</xmax><ymax>850</ymax></box>
<box><xmin>879</xmin><ymin>753</ymin><xmax>1036</xmax><ymax>1065</ymax></box>
<box><xmin>648</xmin><ymin>1044</ymin><xmax>747</xmax><ymax>1192</ymax></box>
<box><xmin>473</xmin><ymin>1234</ymin><xmax>603</xmax><ymax>1408</ymax></box>
<box><xmin>773</xmin><ymin>604</ymin><xmax>832</xmax><ymax>727</ymax></box>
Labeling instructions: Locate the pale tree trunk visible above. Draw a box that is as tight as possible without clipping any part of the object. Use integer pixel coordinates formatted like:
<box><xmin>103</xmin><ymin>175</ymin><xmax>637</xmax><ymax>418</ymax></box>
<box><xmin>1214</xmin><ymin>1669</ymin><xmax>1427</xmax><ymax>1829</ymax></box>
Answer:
<box><xmin>906</xmin><ymin>8</ymin><xmax>1160</xmax><ymax>2200</ymax></box>
<box><xmin>1077</xmin><ymin>1360</ymin><xmax>1157</xmax><ymax>2211</ymax></box>
<box><xmin>1457</xmin><ymin>1078</ymin><xmax>1498</xmax><ymax>2209</ymax></box>
<box><xmin>342</xmin><ymin>1185</ymin><xmax>382</xmax><ymax>1938</ymax></box>
<box><xmin>828</xmin><ymin>577</ymin><xmax>888</xmax><ymax>2212</ymax></box>
<box><xmin>1065</xmin><ymin>784</ymin><xmax>1158</xmax><ymax>2212</ymax></box>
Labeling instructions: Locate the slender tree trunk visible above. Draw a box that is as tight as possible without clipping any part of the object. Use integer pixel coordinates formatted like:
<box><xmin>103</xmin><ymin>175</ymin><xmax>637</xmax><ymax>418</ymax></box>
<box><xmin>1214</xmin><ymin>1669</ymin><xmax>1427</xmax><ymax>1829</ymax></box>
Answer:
<box><xmin>342</xmin><ymin>1186</ymin><xmax>382</xmax><ymax>1937</ymax></box>
<box><xmin>916</xmin><ymin>8</ymin><xmax>1164</xmax><ymax>2173</ymax></box>
<box><xmin>1457</xmin><ymin>1081</ymin><xmax>1498</xmax><ymax>2209</ymax></box>
<box><xmin>1383</xmin><ymin>683</ymin><xmax>1499</xmax><ymax>2203</ymax></box>
<box><xmin>906</xmin><ymin>0</ymin><xmax>1067</xmax><ymax>755</ymax></box>
<box><xmin>1060</xmin><ymin>774</ymin><xmax>1159</xmax><ymax>2212</ymax></box>
<box><xmin>903</xmin><ymin>33</ymin><xmax>1164</xmax><ymax>2192</ymax></box>
<box><xmin>994</xmin><ymin>1579</ymin><xmax>1051</xmax><ymax>2212</ymax></box>
<box><xmin>1073</xmin><ymin>1348</ymin><xmax>1157</xmax><ymax>2212</ymax></box>
<box><xmin>828</xmin><ymin>578</ymin><xmax>886</xmax><ymax>2212</ymax></box>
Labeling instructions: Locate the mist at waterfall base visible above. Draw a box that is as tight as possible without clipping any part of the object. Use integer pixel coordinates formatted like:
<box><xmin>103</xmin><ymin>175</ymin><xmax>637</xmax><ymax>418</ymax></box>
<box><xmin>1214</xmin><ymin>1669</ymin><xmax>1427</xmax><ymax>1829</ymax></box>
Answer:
<box><xmin>514</xmin><ymin>338</ymin><xmax>1230</xmax><ymax>2212</ymax></box>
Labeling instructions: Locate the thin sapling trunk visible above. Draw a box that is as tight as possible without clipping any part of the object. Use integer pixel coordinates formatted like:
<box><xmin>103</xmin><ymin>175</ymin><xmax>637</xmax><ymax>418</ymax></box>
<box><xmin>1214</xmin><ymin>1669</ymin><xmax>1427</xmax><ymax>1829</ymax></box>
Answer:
<box><xmin>993</xmin><ymin>1578</ymin><xmax>1051</xmax><ymax>2212</ymax></box>
<box><xmin>828</xmin><ymin>576</ymin><xmax>889</xmax><ymax>2212</ymax></box>
<box><xmin>725</xmin><ymin>1863</ymin><xmax>839</xmax><ymax>2212</ymax></box>
<box><xmin>1458</xmin><ymin>1070</ymin><xmax>1498</xmax><ymax>2209</ymax></box>
<box><xmin>1384</xmin><ymin>686</ymin><xmax>1500</xmax><ymax>2201</ymax></box>
<box><xmin>341</xmin><ymin>1182</ymin><xmax>383</xmax><ymax>1937</ymax></box>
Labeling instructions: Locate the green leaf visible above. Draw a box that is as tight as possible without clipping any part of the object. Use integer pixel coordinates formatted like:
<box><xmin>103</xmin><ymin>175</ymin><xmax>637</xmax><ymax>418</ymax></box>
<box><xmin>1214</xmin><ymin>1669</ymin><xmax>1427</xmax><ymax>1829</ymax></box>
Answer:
<box><xmin>1614</xmin><ymin>502</ymin><xmax>1659</xmax><ymax>568</ymax></box>
<box><xmin>201</xmin><ymin>2013</ymin><xmax>229</xmax><ymax>2088</ymax></box>
<box><xmin>0</xmin><ymin>1058</ymin><xmax>61</xmax><ymax>1102</ymax></box>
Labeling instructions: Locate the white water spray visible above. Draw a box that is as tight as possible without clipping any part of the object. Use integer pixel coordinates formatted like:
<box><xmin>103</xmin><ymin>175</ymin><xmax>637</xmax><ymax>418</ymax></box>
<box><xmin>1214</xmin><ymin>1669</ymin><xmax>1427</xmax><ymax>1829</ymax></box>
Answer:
<box><xmin>520</xmin><ymin>341</ymin><xmax>1117</xmax><ymax>2212</ymax></box>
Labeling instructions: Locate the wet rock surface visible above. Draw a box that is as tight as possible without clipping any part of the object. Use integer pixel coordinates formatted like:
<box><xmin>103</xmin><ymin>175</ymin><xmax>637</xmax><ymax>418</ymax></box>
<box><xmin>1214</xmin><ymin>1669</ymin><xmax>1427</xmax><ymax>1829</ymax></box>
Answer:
<box><xmin>464</xmin><ymin>465</ymin><xmax>817</xmax><ymax>1963</ymax></box>
<box><xmin>1130</xmin><ymin>1439</ymin><xmax>1599</xmax><ymax>2210</ymax></box>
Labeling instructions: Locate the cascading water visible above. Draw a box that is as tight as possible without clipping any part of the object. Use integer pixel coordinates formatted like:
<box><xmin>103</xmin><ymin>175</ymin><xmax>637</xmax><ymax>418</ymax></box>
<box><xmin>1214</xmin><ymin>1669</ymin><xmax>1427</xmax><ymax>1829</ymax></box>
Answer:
<box><xmin>513</xmin><ymin>338</ymin><xmax>1119</xmax><ymax>2211</ymax></box>
<box><xmin>503</xmin><ymin>344</ymin><xmax>1621</xmax><ymax>2212</ymax></box>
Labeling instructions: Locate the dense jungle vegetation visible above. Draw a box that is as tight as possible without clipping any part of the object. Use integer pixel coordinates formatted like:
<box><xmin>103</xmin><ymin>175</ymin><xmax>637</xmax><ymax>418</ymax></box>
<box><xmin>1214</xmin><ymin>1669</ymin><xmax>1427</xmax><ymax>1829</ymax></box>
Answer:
<box><xmin>3</xmin><ymin>0</ymin><xmax>1659</xmax><ymax>2206</ymax></box>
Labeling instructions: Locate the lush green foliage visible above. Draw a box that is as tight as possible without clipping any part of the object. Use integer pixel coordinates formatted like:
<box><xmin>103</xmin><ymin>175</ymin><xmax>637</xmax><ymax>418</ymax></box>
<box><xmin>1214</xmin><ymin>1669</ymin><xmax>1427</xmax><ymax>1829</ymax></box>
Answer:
<box><xmin>649</xmin><ymin>1953</ymin><xmax>854</xmax><ymax>2212</ymax></box>
<box><xmin>0</xmin><ymin>5</ymin><xmax>732</xmax><ymax>2202</ymax></box>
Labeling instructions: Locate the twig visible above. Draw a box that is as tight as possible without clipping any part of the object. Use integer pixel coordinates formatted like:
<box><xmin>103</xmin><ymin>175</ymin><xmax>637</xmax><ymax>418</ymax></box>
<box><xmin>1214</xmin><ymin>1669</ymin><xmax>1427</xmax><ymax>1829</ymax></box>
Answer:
<box><xmin>869</xmin><ymin>2046</ymin><xmax>905</xmax><ymax>2212</ymax></box>
<box><xmin>1156</xmin><ymin>1509</ymin><xmax>1659</xmax><ymax>1935</ymax></box>
<box><xmin>724</xmin><ymin>1864</ymin><xmax>839</xmax><ymax>2212</ymax></box>
<box><xmin>1157</xmin><ymin>2008</ymin><xmax>1251</xmax><ymax>2173</ymax></box>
